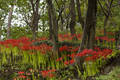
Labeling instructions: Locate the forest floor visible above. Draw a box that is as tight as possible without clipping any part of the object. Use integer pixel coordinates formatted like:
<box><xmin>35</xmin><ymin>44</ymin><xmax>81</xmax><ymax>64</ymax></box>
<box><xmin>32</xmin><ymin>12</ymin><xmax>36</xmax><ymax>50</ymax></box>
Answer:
<box><xmin>95</xmin><ymin>51</ymin><xmax>120</xmax><ymax>80</ymax></box>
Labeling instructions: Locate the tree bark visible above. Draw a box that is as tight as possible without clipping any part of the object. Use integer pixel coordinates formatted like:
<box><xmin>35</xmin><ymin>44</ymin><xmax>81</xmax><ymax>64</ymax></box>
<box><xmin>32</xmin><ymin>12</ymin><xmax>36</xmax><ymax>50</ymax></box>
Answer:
<box><xmin>30</xmin><ymin>0</ymin><xmax>40</xmax><ymax>39</ymax></box>
<box><xmin>75</xmin><ymin>0</ymin><xmax>97</xmax><ymax>76</ymax></box>
<box><xmin>46</xmin><ymin>0</ymin><xmax>59</xmax><ymax>55</ymax></box>
<box><xmin>103</xmin><ymin>0</ymin><xmax>113</xmax><ymax>36</ymax></box>
<box><xmin>47</xmin><ymin>5</ymin><xmax>53</xmax><ymax>40</ymax></box>
<box><xmin>76</xmin><ymin>0</ymin><xmax>84</xmax><ymax>29</ymax></box>
<box><xmin>69</xmin><ymin>0</ymin><xmax>77</xmax><ymax>40</ymax></box>
<box><xmin>80</xmin><ymin>0</ymin><xmax>97</xmax><ymax>50</ymax></box>
<box><xmin>7</xmin><ymin>5</ymin><xmax>14</xmax><ymax>39</ymax></box>
<box><xmin>0</xmin><ymin>26</ymin><xmax>1</xmax><ymax>40</ymax></box>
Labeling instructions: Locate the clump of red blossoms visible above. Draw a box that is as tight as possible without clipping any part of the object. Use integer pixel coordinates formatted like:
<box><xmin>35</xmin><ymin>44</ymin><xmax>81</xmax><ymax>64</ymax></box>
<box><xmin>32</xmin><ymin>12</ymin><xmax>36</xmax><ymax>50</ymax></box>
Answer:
<box><xmin>95</xmin><ymin>36</ymin><xmax>115</xmax><ymax>42</ymax></box>
<box><xmin>0</xmin><ymin>37</ymin><xmax>53</xmax><ymax>54</ymax></box>
<box><xmin>57</xmin><ymin>47</ymin><xmax>113</xmax><ymax>66</ymax></box>
<box><xmin>40</xmin><ymin>69</ymin><xmax>56</xmax><ymax>78</ymax></box>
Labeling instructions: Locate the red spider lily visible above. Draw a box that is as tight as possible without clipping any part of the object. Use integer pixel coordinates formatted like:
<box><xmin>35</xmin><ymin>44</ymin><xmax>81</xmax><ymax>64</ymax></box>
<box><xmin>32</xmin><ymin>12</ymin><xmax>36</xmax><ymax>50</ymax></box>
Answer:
<box><xmin>36</xmin><ymin>44</ymin><xmax>52</xmax><ymax>54</ymax></box>
<box><xmin>106</xmin><ymin>32</ymin><xmax>115</xmax><ymax>35</ymax></box>
<box><xmin>76</xmin><ymin>49</ymin><xmax>93</xmax><ymax>57</ymax></box>
<box><xmin>20</xmin><ymin>45</ymin><xmax>31</xmax><ymax>51</ymax></box>
<box><xmin>18</xmin><ymin>71</ymin><xmax>25</xmax><ymax>75</ymax></box>
<box><xmin>47</xmin><ymin>69</ymin><xmax>56</xmax><ymax>72</ymax></box>
<box><xmin>41</xmin><ymin>69</ymin><xmax>56</xmax><ymax>78</ymax></box>
<box><xmin>41</xmin><ymin>70</ymin><xmax>49</xmax><ymax>77</ymax></box>
<box><xmin>67</xmin><ymin>46</ymin><xmax>80</xmax><ymax>52</ymax></box>
<box><xmin>0</xmin><ymin>37</ymin><xmax>53</xmax><ymax>54</ymax></box>
<box><xmin>109</xmin><ymin>38</ymin><xmax>115</xmax><ymax>42</ymax></box>
<box><xmin>64</xmin><ymin>59</ymin><xmax>75</xmax><ymax>65</ymax></box>
<box><xmin>64</xmin><ymin>61</ymin><xmax>69</xmax><ymax>65</ymax></box>
<box><xmin>85</xmin><ymin>48</ymin><xmax>113</xmax><ymax>61</ymax></box>
<box><xmin>12</xmin><ymin>43</ymin><xmax>20</xmax><ymax>47</ymax></box>
<box><xmin>69</xmin><ymin>53</ymin><xmax>76</xmax><ymax>58</ymax></box>
<box><xmin>71</xmin><ymin>47</ymin><xmax>80</xmax><ymax>52</ymax></box>
<box><xmin>63</xmin><ymin>34</ymin><xmax>69</xmax><ymax>38</ymax></box>
<box><xmin>18</xmin><ymin>75</ymin><xmax>26</xmax><ymax>78</ymax></box>
<box><xmin>85</xmin><ymin>56</ymin><xmax>93</xmax><ymax>61</ymax></box>
<box><xmin>63</xmin><ymin>48</ymin><xmax>113</xmax><ymax>63</ymax></box>
<box><xmin>77</xmin><ymin>33</ymin><xmax>81</xmax><ymax>38</ymax></box>
<box><xmin>94</xmin><ymin>46</ymin><xmax>101</xmax><ymax>51</ymax></box>
<box><xmin>59</xmin><ymin>45</ymin><xmax>68</xmax><ymax>52</ymax></box>
<box><xmin>48</xmin><ymin>73</ymin><xmax>55</xmax><ymax>78</ymax></box>
<box><xmin>69</xmin><ymin>59</ymin><xmax>75</xmax><ymax>64</ymax></box>
<box><xmin>95</xmin><ymin>36</ymin><xmax>115</xmax><ymax>42</ymax></box>
<box><xmin>95</xmin><ymin>37</ymin><xmax>99</xmax><ymax>40</ymax></box>
<box><xmin>85</xmin><ymin>54</ymin><xmax>100</xmax><ymax>61</ymax></box>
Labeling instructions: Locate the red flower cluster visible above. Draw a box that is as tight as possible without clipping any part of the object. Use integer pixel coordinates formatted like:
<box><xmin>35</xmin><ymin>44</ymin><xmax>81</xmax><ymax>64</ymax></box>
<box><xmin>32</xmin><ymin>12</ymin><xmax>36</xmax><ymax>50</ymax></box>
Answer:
<box><xmin>64</xmin><ymin>59</ymin><xmax>75</xmax><ymax>65</ymax></box>
<box><xmin>57</xmin><ymin>47</ymin><xmax>113</xmax><ymax>65</ymax></box>
<box><xmin>106</xmin><ymin>32</ymin><xmax>115</xmax><ymax>36</ymax></box>
<box><xmin>0</xmin><ymin>37</ymin><xmax>31</xmax><ymax>48</ymax></box>
<box><xmin>58</xmin><ymin>33</ymin><xmax>81</xmax><ymax>41</ymax></box>
<box><xmin>17</xmin><ymin>71</ymin><xmax>26</xmax><ymax>79</ymax></box>
<box><xmin>15</xmin><ymin>70</ymin><xmax>32</xmax><ymax>80</ymax></box>
<box><xmin>59</xmin><ymin>45</ymin><xmax>80</xmax><ymax>52</ymax></box>
<box><xmin>95</xmin><ymin>36</ymin><xmax>115</xmax><ymax>42</ymax></box>
<box><xmin>18</xmin><ymin>71</ymin><xmax>25</xmax><ymax>75</ymax></box>
<box><xmin>0</xmin><ymin>37</ymin><xmax>53</xmax><ymax>54</ymax></box>
<box><xmin>76</xmin><ymin>48</ymin><xmax>112</xmax><ymax>61</ymax></box>
<box><xmin>40</xmin><ymin>69</ymin><xmax>56</xmax><ymax>78</ymax></box>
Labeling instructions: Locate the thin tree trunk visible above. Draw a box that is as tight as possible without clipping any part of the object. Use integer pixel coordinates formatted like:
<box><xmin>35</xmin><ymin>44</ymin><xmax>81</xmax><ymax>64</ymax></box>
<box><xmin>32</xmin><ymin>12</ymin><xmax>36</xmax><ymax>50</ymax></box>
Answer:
<box><xmin>7</xmin><ymin>5</ymin><xmax>14</xmax><ymax>39</ymax></box>
<box><xmin>76</xmin><ymin>0</ymin><xmax>84</xmax><ymax>29</ymax></box>
<box><xmin>103</xmin><ymin>0</ymin><xmax>113</xmax><ymax>36</ymax></box>
<box><xmin>30</xmin><ymin>0</ymin><xmax>40</xmax><ymax>39</ymax></box>
<box><xmin>0</xmin><ymin>27</ymin><xmax>1</xmax><ymax>40</ymax></box>
<box><xmin>69</xmin><ymin>0</ymin><xmax>77</xmax><ymax>40</ymax></box>
<box><xmin>48</xmin><ymin>5</ymin><xmax>53</xmax><ymax>40</ymax></box>
<box><xmin>103</xmin><ymin>16</ymin><xmax>108</xmax><ymax>36</ymax></box>
<box><xmin>31</xmin><ymin>12</ymin><xmax>39</xmax><ymax>39</ymax></box>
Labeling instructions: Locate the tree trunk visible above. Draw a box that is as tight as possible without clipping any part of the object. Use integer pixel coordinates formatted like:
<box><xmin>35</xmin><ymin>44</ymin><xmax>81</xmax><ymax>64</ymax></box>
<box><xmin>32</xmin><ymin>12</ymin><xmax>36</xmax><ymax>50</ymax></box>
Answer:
<box><xmin>103</xmin><ymin>16</ymin><xmax>108</xmax><ymax>36</ymax></box>
<box><xmin>75</xmin><ymin>0</ymin><xmax>97</xmax><ymax>76</ymax></box>
<box><xmin>76</xmin><ymin>0</ymin><xmax>84</xmax><ymax>29</ymax></box>
<box><xmin>7</xmin><ymin>5</ymin><xmax>14</xmax><ymax>39</ymax></box>
<box><xmin>46</xmin><ymin>0</ymin><xmax>59</xmax><ymax>55</ymax></box>
<box><xmin>31</xmin><ymin>12</ymin><xmax>39</xmax><ymax>39</ymax></box>
<box><xmin>103</xmin><ymin>0</ymin><xmax>113</xmax><ymax>36</ymax></box>
<box><xmin>80</xmin><ymin>0</ymin><xmax>97</xmax><ymax>50</ymax></box>
<box><xmin>69</xmin><ymin>0</ymin><xmax>77</xmax><ymax>40</ymax></box>
<box><xmin>47</xmin><ymin>5</ymin><xmax>53</xmax><ymax>40</ymax></box>
<box><xmin>0</xmin><ymin>27</ymin><xmax>1</xmax><ymax>40</ymax></box>
<box><xmin>30</xmin><ymin>0</ymin><xmax>40</xmax><ymax>39</ymax></box>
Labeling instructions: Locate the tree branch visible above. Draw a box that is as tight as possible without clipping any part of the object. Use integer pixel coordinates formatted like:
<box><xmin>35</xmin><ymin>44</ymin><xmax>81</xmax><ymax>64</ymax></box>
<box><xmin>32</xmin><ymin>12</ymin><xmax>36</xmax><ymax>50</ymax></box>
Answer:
<box><xmin>30</xmin><ymin>0</ymin><xmax>35</xmax><ymax>12</ymax></box>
